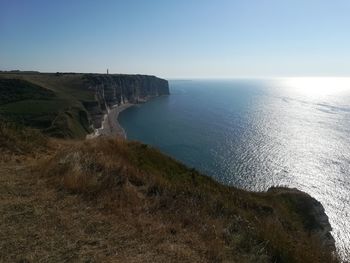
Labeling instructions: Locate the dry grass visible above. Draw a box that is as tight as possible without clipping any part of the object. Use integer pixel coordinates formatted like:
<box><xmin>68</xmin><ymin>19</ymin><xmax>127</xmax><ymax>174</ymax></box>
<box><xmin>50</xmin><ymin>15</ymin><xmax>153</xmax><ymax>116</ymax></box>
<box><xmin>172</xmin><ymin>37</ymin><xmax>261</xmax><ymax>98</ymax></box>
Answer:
<box><xmin>36</xmin><ymin>138</ymin><xmax>339</xmax><ymax>262</ymax></box>
<box><xmin>0</xmin><ymin>136</ymin><xmax>342</xmax><ymax>262</ymax></box>
<box><xmin>0</xmin><ymin>120</ymin><xmax>48</xmax><ymax>161</ymax></box>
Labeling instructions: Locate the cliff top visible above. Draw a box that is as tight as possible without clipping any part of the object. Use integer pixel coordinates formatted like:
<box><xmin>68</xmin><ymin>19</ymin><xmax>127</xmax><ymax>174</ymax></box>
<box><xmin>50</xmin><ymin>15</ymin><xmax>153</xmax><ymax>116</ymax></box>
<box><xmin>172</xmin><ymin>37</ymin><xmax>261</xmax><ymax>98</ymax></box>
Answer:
<box><xmin>0</xmin><ymin>121</ymin><xmax>338</xmax><ymax>263</ymax></box>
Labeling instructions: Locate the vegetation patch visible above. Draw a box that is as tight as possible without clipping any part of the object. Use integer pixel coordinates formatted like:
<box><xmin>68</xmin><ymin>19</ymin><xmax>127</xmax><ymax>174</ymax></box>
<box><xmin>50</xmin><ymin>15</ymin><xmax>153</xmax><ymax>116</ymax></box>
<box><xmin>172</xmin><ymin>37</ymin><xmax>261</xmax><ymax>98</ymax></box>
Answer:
<box><xmin>0</xmin><ymin>74</ymin><xmax>93</xmax><ymax>138</ymax></box>
<box><xmin>0</xmin><ymin>79</ymin><xmax>55</xmax><ymax>105</ymax></box>
<box><xmin>0</xmin><ymin>119</ymin><xmax>48</xmax><ymax>158</ymax></box>
<box><xmin>35</xmin><ymin>138</ymin><xmax>338</xmax><ymax>263</ymax></box>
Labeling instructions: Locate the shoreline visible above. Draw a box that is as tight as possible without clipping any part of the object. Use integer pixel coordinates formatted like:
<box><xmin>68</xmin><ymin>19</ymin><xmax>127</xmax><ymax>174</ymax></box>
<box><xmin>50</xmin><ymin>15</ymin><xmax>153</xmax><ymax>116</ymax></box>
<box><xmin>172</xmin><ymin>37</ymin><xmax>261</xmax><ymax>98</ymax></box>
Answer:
<box><xmin>86</xmin><ymin>95</ymin><xmax>165</xmax><ymax>140</ymax></box>
<box><xmin>87</xmin><ymin>103</ymin><xmax>134</xmax><ymax>139</ymax></box>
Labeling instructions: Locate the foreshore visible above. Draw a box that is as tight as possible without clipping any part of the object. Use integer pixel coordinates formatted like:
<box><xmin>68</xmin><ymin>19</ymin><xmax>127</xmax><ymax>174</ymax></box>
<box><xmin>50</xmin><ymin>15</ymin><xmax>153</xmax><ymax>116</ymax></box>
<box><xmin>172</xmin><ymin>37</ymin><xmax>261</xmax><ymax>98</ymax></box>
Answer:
<box><xmin>87</xmin><ymin>103</ymin><xmax>133</xmax><ymax>139</ymax></box>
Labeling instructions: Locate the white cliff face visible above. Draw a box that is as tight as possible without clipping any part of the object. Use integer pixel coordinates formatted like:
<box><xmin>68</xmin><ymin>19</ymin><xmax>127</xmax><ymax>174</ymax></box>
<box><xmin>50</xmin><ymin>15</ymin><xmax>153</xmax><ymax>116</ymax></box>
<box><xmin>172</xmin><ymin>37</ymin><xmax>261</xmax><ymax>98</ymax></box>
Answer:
<box><xmin>83</xmin><ymin>74</ymin><xmax>169</xmax><ymax>137</ymax></box>
<box><xmin>84</xmin><ymin>74</ymin><xmax>169</xmax><ymax>107</ymax></box>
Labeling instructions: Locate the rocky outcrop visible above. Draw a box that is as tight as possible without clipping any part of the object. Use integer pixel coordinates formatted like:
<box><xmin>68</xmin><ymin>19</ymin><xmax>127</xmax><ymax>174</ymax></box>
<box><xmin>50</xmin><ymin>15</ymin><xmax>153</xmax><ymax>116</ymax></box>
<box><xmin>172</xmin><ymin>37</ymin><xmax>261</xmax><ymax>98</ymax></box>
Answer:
<box><xmin>81</xmin><ymin>74</ymin><xmax>169</xmax><ymax>129</ymax></box>
<box><xmin>267</xmin><ymin>187</ymin><xmax>335</xmax><ymax>250</ymax></box>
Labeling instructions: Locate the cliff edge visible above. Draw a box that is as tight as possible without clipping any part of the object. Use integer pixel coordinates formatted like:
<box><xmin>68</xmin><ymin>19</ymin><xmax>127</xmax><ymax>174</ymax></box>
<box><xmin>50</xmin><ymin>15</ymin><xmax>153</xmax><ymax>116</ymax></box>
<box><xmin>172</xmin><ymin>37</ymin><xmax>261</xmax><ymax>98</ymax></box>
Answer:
<box><xmin>267</xmin><ymin>187</ymin><xmax>335</xmax><ymax>250</ymax></box>
<box><xmin>0</xmin><ymin>72</ymin><xmax>169</xmax><ymax>138</ymax></box>
<box><xmin>0</xmin><ymin>125</ymin><xmax>338</xmax><ymax>262</ymax></box>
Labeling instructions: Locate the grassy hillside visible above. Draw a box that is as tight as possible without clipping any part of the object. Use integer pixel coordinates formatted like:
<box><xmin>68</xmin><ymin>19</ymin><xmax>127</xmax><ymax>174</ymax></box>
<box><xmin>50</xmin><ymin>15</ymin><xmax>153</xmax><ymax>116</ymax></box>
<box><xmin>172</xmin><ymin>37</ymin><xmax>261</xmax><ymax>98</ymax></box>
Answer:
<box><xmin>0</xmin><ymin>72</ymin><xmax>95</xmax><ymax>138</ymax></box>
<box><xmin>0</xmin><ymin>123</ymin><xmax>339</xmax><ymax>262</ymax></box>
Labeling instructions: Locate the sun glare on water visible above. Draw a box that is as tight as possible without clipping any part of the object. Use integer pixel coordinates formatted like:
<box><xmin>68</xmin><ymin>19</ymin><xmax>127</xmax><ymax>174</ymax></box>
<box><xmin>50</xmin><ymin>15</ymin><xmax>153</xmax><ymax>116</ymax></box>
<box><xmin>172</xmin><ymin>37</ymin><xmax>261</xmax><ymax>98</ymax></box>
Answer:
<box><xmin>278</xmin><ymin>77</ymin><xmax>350</xmax><ymax>98</ymax></box>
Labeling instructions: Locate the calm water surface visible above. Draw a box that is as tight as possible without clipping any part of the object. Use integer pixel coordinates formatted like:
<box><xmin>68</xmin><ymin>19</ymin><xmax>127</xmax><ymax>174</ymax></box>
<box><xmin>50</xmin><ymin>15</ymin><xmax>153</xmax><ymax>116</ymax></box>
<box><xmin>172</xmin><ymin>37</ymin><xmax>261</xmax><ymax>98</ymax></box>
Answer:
<box><xmin>119</xmin><ymin>78</ymin><xmax>350</xmax><ymax>256</ymax></box>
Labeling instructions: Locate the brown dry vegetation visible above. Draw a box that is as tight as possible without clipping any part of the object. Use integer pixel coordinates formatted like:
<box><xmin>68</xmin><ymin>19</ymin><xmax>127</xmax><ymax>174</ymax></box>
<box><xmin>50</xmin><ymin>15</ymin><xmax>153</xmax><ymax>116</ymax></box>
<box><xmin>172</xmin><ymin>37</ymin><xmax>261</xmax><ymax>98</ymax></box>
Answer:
<box><xmin>0</xmin><ymin>125</ymin><xmax>341</xmax><ymax>262</ymax></box>
<box><xmin>0</xmin><ymin>120</ymin><xmax>48</xmax><ymax>158</ymax></box>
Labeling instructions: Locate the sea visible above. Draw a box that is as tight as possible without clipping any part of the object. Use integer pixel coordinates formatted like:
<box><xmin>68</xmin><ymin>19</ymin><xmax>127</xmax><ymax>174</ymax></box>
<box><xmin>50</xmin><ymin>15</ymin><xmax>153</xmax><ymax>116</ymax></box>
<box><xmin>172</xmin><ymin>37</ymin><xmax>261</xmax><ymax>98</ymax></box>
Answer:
<box><xmin>119</xmin><ymin>78</ymin><xmax>350</xmax><ymax>257</ymax></box>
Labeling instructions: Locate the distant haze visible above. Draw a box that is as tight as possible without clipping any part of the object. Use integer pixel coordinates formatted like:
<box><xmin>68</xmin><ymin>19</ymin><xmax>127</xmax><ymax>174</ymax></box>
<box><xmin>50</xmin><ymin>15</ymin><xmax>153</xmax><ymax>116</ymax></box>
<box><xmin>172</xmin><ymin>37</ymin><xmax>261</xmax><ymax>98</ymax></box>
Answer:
<box><xmin>1</xmin><ymin>0</ymin><xmax>350</xmax><ymax>78</ymax></box>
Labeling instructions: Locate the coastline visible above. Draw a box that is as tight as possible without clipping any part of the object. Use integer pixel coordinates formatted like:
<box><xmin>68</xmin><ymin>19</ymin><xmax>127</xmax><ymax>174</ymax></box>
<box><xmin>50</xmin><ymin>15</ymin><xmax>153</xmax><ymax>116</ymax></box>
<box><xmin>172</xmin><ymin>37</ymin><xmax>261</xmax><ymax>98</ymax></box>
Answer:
<box><xmin>87</xmin><ymin>103</ymin><xmax>133</xmax><ymax>139</ymax></box>
<box><xmin>86</xmin><ymin>95</ymin><xmax>166</xmax><ymax>139</ymax></box>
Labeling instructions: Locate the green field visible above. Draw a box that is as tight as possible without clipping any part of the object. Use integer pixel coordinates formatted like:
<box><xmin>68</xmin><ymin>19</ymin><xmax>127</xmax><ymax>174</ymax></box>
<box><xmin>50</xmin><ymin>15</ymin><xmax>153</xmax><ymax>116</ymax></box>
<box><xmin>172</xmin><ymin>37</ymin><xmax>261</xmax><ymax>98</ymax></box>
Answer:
<box><xmin>0</xmin><ymin>72</ymin><xmax>95</xmax><ymax>138</ymax></box>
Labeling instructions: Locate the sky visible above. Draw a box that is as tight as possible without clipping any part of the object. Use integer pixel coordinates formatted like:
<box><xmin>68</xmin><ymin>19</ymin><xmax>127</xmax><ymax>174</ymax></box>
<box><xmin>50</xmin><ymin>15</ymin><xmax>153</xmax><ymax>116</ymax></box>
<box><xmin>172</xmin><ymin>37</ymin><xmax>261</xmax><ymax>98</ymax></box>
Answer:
<box><xmin>1</xmin><ymin>0</ymin><xmax>350</xmax><ymax>78</ymax></box>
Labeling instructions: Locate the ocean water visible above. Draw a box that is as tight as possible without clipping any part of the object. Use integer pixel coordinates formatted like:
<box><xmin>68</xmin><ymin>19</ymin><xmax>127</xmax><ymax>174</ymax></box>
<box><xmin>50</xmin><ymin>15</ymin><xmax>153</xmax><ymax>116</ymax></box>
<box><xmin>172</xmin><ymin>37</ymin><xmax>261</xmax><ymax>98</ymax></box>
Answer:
<box><xmin>119</xmin><ymin>78</ymin><xmax>350</xmax><ymax>256</ymax></box>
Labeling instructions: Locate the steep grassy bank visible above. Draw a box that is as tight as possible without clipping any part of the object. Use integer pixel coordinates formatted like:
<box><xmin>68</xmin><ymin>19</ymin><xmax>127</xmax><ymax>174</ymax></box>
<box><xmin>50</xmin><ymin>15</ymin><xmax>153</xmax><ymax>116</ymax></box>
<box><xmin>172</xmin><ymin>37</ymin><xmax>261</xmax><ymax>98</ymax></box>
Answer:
<box><xmin>0</xmin><ymin>123</ymin><xmax>338</xmax><ymax>262</ymax></box>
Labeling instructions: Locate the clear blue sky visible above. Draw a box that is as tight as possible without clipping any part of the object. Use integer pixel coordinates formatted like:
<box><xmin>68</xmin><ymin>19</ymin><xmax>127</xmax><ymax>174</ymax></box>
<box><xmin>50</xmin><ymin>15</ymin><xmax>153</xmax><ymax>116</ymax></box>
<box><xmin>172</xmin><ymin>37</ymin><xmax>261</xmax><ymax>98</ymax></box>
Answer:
<box><xmin>1</xmin><ymin>0</ymin><xmax>350</xmax><ymax>78</ymax></box>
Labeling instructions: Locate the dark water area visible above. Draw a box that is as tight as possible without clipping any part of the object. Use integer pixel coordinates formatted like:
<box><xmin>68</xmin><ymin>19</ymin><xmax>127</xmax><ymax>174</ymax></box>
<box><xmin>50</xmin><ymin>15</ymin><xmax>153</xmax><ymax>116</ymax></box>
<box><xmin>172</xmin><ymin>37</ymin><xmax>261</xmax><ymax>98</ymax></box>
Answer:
<box><xmin>119</xmin><ymin>78</ymin><xmax>350</xmax><ymax>256</ymax></box>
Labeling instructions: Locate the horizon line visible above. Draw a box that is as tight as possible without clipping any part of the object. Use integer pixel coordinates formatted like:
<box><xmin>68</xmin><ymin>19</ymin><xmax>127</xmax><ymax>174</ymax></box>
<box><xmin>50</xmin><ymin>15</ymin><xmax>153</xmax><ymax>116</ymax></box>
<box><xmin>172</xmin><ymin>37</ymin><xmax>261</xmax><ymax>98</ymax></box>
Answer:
<box><xmin>2</xmin><ymin>69</ymin><xmax>350</xmax><ymax>80</ymax></box>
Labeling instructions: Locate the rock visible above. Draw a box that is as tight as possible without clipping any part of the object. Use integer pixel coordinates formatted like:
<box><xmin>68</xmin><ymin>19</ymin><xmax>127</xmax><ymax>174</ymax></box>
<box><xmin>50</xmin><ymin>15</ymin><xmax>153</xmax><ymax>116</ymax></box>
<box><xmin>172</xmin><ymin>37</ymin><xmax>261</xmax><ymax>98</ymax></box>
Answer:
<box><xmin>267</xmin><ymin>187</ymin><xmax>336</xmax><ymax>250</ymax></box>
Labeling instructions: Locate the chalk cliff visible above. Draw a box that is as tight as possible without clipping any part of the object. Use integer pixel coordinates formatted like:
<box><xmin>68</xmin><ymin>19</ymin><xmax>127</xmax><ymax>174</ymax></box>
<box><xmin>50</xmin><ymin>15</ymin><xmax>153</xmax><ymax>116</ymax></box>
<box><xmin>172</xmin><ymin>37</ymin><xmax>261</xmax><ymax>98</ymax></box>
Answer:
<box><xmin>82</xmin><ymin>74</ymin><xmax>169</xmax><ymax>129</ymax></box>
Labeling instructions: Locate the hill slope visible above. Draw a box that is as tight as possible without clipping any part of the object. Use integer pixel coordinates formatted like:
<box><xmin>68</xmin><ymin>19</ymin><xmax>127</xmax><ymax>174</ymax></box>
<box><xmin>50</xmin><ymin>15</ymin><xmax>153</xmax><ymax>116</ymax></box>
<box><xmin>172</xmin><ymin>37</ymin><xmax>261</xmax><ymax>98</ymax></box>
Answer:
<box><xmin>0</xmin><ymin>123</ymin><xmax>338</xmax><ymax>262</ymax></box>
